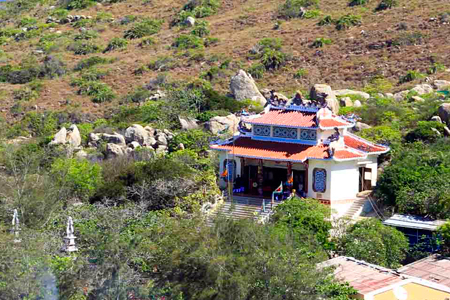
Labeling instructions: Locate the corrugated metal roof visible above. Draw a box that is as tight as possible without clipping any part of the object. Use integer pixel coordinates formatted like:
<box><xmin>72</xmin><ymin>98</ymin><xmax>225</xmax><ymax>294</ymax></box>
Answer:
<box><xmin>383</xmin><ymin>214</ymin><xmax>447</xmax><ymax>231</ymax></box>
<box><xmin>399</xmin><ymin>255</ymin><xmax>450</xmax><ymax>288</ymax></box>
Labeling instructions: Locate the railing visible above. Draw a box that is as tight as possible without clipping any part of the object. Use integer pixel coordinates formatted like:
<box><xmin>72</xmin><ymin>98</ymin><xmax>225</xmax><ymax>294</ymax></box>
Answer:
<box><xmin>258</xmin><ymin>194</ymin><xmax>294</xmax><ymax>224</ymax></box>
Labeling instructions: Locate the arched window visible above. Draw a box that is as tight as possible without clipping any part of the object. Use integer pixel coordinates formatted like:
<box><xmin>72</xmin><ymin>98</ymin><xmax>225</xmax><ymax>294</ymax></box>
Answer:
<box><xmin>313</xmin><ymin>168</ymin><xmax>326</xmax><ymax>193</ymax></box>
<box><xmin>223</xmin><ymin>159</ymin><xmax>237</xmax><ymax>181</ymax></box>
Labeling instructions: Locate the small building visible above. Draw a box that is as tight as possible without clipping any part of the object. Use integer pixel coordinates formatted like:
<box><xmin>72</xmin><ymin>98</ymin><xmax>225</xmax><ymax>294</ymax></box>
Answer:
<box><xmin>383</xmin><ymin>214</ymin><xmax>447</xmax><ymax>246</ymax></box>
<box><xmin>320</xmin><ymin>256</ymin><xmax>450</xmax><ymax>300</ymax></box>
<box><xmin>398</xmin><ymin>255</ymin><xmax>450</xmax><ymax>288</ymax></box>
<box><xmin>210</xmin><ymin>102</ymin><xmax>389</xmax><ymax>217</ymax></box>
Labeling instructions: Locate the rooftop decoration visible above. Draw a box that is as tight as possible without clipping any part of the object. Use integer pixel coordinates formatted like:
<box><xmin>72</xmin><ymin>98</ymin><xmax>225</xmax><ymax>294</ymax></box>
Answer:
<box><xmin>63</xmin><ymin>216</ymin><xmax>78</xmax><ymax>253</ymax></box>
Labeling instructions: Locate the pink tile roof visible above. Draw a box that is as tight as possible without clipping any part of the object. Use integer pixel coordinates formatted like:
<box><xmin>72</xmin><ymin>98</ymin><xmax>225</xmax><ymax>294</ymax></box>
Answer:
<box><xmin>320</xmin><ymin>257</ymin><xmax>404</xmax><ymax>295</ymax></box>
<box><xmin>334</xmin><ymin>149</ymin><xmax>365</xmax><ymax>160</ymax></box>
<box><xmin>319</xmin><ymin>118</ymin><xmax>353</xmax><ymax>128</ymax></box>
<box><xmin>210</xmin><ymin>137</ymin><xmax>330</xmax><ymax>162</ymax></box>
<box><xmin>244</xmin><ymin>109</ymin><xmax>317</xmax><ymax>128</ymax></box>
<box><xmin>398</xmin><ymin>255</ymin><xmax>450</xmax><ymax>288</ymax></box>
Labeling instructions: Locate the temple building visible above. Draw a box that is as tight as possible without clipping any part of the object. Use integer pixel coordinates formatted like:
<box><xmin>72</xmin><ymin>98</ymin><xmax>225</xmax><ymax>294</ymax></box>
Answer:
<box><xmin>210</xmin><ymin>101</ymin><xmax>389</xmax><ymax>217</ymax></box>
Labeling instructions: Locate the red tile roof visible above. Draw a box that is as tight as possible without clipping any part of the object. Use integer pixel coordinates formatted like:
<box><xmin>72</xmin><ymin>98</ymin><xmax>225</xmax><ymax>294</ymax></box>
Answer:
<box><xmin>210</xmin><ymin>137</ymin><xmax>330</xmax><ymax>162</ymax></box>
<box><xmin>344</xmin><ymin>133</ymin><xmax>388</xmax><ymax>153</ymax></box>
<box><xmin>334</xmin><ymin>149</ymin><xmax>365</xmax><ymax>160</ymax></box>
<box><xmin>244</xmin><ymin>109</ymin><xmax>317</xmax><ymax>128</ymax></box>
<box><xmin>320</xmin><ymin>257</ymin><xmax>404</xmax><ymax>295</ymax></box>
<box><xmin>319</xmin><ymin>118</ymin><xmax>353</xmax><ymax>128</ymax></box>
<box><xmin>399</xmin><ymin>255</ymin><xmax>450</xmax><ymax>288</ymax></box>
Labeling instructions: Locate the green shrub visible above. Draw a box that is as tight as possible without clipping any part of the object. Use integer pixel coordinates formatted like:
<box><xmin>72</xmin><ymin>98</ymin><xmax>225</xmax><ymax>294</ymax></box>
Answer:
<box><xmin>258</xmin><ymin>37</ymin><xmax>283</xmax><ymax>51</ymax></box>
<box><xmin>438</xmin><ymin>222</ymin><xmax>450</xmax><ymax>254</ymax></box>
<box><xmin>120</xmin><ymin>15</ymin><xmax>138</xmax><ymax>25</ymax></box>
<box><xmin>405</xmin><ymin>121</ymin><xmax>446</xmax><ymax>143</ymax></box>
<box><xmin>124</xmin><ymin>19</ymin><xmax>163</xmax><ymax>39</ymax></box>
<box><xmin>72</xmin><ymin>19</ymin><xmax>94</xmax><ymax>28</ymax></box>
<box><xmin>359</xmin><ymin>125</ymin><xmax>402</xmax><ymax>145</ymax></box>
<box><xmin>51</xmin><ymin>158</ymin><xmax>102</xmax><ymax>201</ymax></box>
<box><xmin>68</xmin><ymin>41</ymin><xmax>100</xmax><ymax>55</ymax></box>
<box><xmin>139</xmin><ymin>37</ymin><xmax>156</xmax><ymax>47</ymax></box>
<box><xmin>311</xmin><ymin>37</ymin><xmax>332</xmax><ymax>48</ymax></box>
<box><xmin>178</xmin><ymin>0</ymin><xmax>220</xmax><ymax>22</ymax></box>
<box><xmin>376</xmin><ymin>0</ymin><xmax>398</xmax><ymax>11</ymax></box>
<box><xmin>248</xmin><ymin>63</ymin><xmax>265</xmax><ymax>79</ymax></box>
<box><xmin>50</xmin><ymin>9</ymin><xmax>69</xmax><ymax>19</ymax></box>
<box><xmin>74</xmin><ymin>56</ymin><xmax>113</xmax><ymax>71</ymax></box>
<box><xmin>196</xmin><ymin>110</ymin><xmax>228</xmax><ymax>122</ymax></box>
<box><xmin>349</xmin><ymin>0</ymin><xmax>368</xmax><ymax>6</ymax></box>
<box><xmin>172</xmin><ymin>34</ymin><xmax>204</xmax><ymax>49</ymax></box>
<box><xmin>303</xmin><ymin>9</ymin><xmax>321</xmax><ymax>19</ymax></box>
<box><xmin>279</xmin><ymin>0</ymin><xmax>319</xmax><ymax>19</ymax></box>
<box><xmin>123</xmin><ymin>87</ymin><xmax>152</xmax><ymax>104</ymax></box>
<box><xmin>169</xmin><ymin>129</ymin><xmax>213</xmax><ymax>152</ymax></box>
<box><xmin>293</xmin><ymin>68</ymin><xmax>308</xmax><ymax>79</ymax></box>
<box><xmin>191</xmin><ymin>21</ymin><xmax>210</xmax><ymax>37</ymax></box>
<box><xmin>95</xmin><ymin>11</ymin><xmax>114</xmax><ymax>23</ymax></box>
<box><xmin>204</xmin><ymin>36</ymin><xmax>219</xmax><ymax>47</ymax></box>
<box><xmin>74</xmin><ymin>30</ymin><xmax>98</xmax><ymax>41</ymax></box>
<box><xmin>318</xmin><ymin>15</ymin><xmax>333</xmax><ymax>26</ymax></box>
<box><xmin>428</xmin><ymin>62</ymin><xmax>446</xmax><ymax>75</ymax></box>
<box><xmin>13</xmin><ymin>87</ymin><xmax>39</xmax><ymax>102</ymax></box>
<box><xmin>147</xmin><ymin>56</ymin><xmax>179</xmax><ymax>71</ymax></box>
<box><xmin>399</xmin><ymin>70</ymin><xmax>425</xmax><ymax>84</ymax></box>
<box><xmin>392</xmin><ymin>32</ymin><xmax>424</xmax><ymax>46</ymax></box>
<box><xmin>18</xmin><ymin>17</ymin><xmax>38</xmax><ymax>27</ymax></box>
<box><xmin>103</xmin><ymin>37</ymin><xmax>128</xmax><ymax>52</ymax></box>
<box><xmin>72</xmin><ymin>78</ymin><xmax>115</xmax><ymax>103</ymax></box>
<box><xmin>261</xmin><ymin>49</ymin><xmax>286</xmax><ymax>70</ymax></box>
<box><xmin>66</xmin><ymin>0</ymin><xmax>95</xmax><ymax>10</ymax></box>
<box><xmin>335</xmin><ymin>14</ymin><xmax>361</xmax><ymax>30</ymax></box>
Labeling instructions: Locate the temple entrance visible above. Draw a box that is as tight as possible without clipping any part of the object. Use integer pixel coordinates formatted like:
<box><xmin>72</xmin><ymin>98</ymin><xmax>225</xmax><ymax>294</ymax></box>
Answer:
<box><xmin>359</xmin><ymin>167</ymin><xmax>372</xmax><ymax>192</ymax></box>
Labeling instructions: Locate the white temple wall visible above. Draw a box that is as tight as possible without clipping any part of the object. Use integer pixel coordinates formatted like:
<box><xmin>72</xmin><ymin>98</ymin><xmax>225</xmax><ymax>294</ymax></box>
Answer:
<box><xmin>357</xmin><ymin>156</ymin><xmax>378</xmax><ymax>187</ymax></box>
<box><xmin>218</xmin><ymin>153</ymin><xmax>242</xmax><ymax>189</ymax></box>
<box><xmin>330</xmin><ymin>160</ymin><xmax>359</xmax><ymax>201</ymax></box>
<box><xmin>307</xmin><ymin>160</ymin><xmax>332</xmax><ymax>200</ymax></box>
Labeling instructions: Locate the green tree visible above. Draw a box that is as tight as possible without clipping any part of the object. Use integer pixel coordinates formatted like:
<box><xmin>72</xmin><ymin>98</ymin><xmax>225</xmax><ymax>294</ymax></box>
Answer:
<box><xmin>272</xmin><ymin>197</ymin><xmax>332</xmax><ymax>249</ymax></box>
<box><xmin>51</xmin><ymin>158</ymin><xmax>102</xmax><ymax>201</ymax></box>
<box><xmin>438</xmin><ymin>222</ymin><xmax>450</xmax><ymax>255</ymax></box>
<box><xmin>335</xmin><ymin>218</ymin><xmax>408</xmax><ymax>268</ymax></box>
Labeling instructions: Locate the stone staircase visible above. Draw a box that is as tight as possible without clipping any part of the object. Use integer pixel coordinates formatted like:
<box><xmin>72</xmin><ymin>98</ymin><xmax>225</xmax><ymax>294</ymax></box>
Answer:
<box><xmin>208</xmin><ymin>195</ymin><xmax>282</xmax><ymax>225</ymax></box>
<box><xmin>343</xmin><ymin>197</ymin><xmax>368</xmax><ymax>219</ymax></box>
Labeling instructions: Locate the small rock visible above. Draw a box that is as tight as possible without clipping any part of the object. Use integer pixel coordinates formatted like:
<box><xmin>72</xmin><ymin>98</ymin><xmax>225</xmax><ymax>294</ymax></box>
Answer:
<box><xmin>339</xmin><ymin>97</ymin><xmax>353</xmax><ymax>107</ymax></box>
<box><xmin>185</xmin><ymin>16</ymin><xmax>196</xmax><ymax>27</ymax></box>
<box><xmin>129</xmin><ymin>141</ymin><xmax>141</xmax><ymax>149</ymax></box>
<box><xmin>179</xmin><ymin>116</ymin><xmax>199</xmax><ymax>130</ymax></box>
<box><xmin>431</xmin><ymin>116</ymin><xmax>442</xmax><ymax>123</ymax></box>
<box><xmin>178</xmin><ymin>143</ymin><xmax>185</xmax><ymax>150</ymax></box>
<box><xmin>88</xmin><ymin>133</ymin><xmax>101</xmax><ymax>147</ymax></box>
<box><xmin>431</xmin><ymin>128</ymin><xmax>441</xmax><ymax>136</ymax></box>
<box><xmin>385</xmin><ymin>93</ymin><xmax>394</xmax><ymax>98</ymax></box>
<box><xmin>444</xmin><ymin>126</ymin><xmax>450</xmax><ymax>137</ymax></box>
<box><xmin>144</xmin><ymin>126</ymin><xmax>155</xmax><ymax>136</ymax></box>
<box><xmin>106</xmin><ymin>143</ymin><xmax>125</xmax><ymax>158</ymax></box>
<box><xmin>393</xmin><ymin>90</ymin><xmax>409</xmax><ymax>101</ymax></box>
<box><xmin>353</xmin><ymin>122</ymin><xmax>372</xmax><ymax>132</ymax></box>
<box><xmin>334</xmin><ymin>89</ymin><xmax>370</xmax><ymax>100</ymax></box>
<box><xmin>75</xmin><ymin>150</ymin><xmax>88</xmax><ymax>159</ymax></box>
<box><xmin>411</xmin><ymin>96</ymin><xmax>425</xmax><ymax>102</ymax></box>
<box><xmin>156</xmin><ymin>134</ymin><xmax>168</xmax><ymax>146</ymax></box>
<box><xmin>438</xmin><ymin>103</ymin><xmax>450</xmax><ymax>125</ymax></box>
<box><xmin>205</xmin><ymin>114</ymin><xmax>239</xmax><ymax>135</ymax></box>
<box><xmin>353</xmin><ymin>100</ymin><xmax>362</xmax><ymax>107</ymax></box>
<box><xmin>412</xmin><ymin>84</ymin><xmax>434</xmax><ymax>95</ymax></box>
<box><xmin>156</xmin><ymin>145</ymin><xmax>168</xmax><ymax>155</ymax></box>
<box><xmin>102</xmin><ymin>133</ymin><xmax>126</xmax><ymax>146</ymax></box>
<box><xmin>67</xmin><ymin>124</ymin><xmax>82</xmax><ymax>147</ymax></box>
<box><xmin>433</xmin><ymin>80</ymin><xmax>450</xmax><ymax>90</ymax></box>
<box><xmin>125</xmin><ymin>124</ymin><xmax>152</xmax><ymax>145</ymax></box>
<box><xmin>49</xmin><ymin>127</ymin><xmax>67</xmax><ymax>145</ymax></box>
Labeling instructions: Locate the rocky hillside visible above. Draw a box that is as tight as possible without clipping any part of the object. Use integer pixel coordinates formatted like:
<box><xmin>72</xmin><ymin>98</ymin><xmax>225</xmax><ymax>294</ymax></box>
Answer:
<box><xmin>0</xmin><ymin>0</ymin><xmax>450</xmax><ymax>123</ymax></box>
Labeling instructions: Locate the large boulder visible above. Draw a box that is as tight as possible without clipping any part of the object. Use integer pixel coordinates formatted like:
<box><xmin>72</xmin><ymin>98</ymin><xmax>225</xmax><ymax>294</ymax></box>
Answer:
<box><xmin>178</xmin><ymin>116</ymin><xmax>199</xmax><ymax>130</ymax></box>
<box><xmin>393</xmin><ymin>90</ymin><xmax>409</xmax><ymax>101</ymax></box>
<box><xmin>230</xmin><ymin>70</ymin><xmax>266</xmax><ymax>106</ymax></box>
<box><xmin>49</xmin><ymin>127</ymin><xmax>67</xmax><ymax>145</ymax></box>
<box><xmin>411</xmin><ymin>84</ymin><xmax>434</xmax><ymax>95</ymax></box>
<box><xmin>334</xmin><ymin>89</ymin><xmax>370</xmax><ymax>100</ymax></box>
<box><xmin>339</xmin><ymin>97</ymin><xmax>353</xmax><ymax>107</ymax></box>
<box><xmin>433</xmin><ymin>80</ymin><xmax>450</xmax><ymax>90</ymax></box>
<box><xmin>352</xmin><ymin>122</ymin><xmax>372</xmax><ymax>132</ymax></box>
<box><xmin>156</xmin><ymin>133</ymin><xmax>168</xmax><ymax>146</ymax></box>
<box><xmin>102</xmin><ymin>133</ymin><xmax>126</xmax><ymax>146</ymax></box>
<box><xmin>106</xmin><ymin>143</ymin><xmax>125</xmax><ymax>158</ymax></box>
<box><xmin>67</xmin><ymin>124</ymin><xmax>81</xmax><ymax>147</ymax></box>
<box><xmin>438</xmin><ymin>103</ymin><xmax>450</xmax><ymax>125</ymax></box>
<box><xmin>88</xmin><ymin>133</ymin><xmax>101</xmax><ymax>147</ymax></box>
<box><xmin>205</xmin><ymin>114</ymin><xmax>239</xmax><ymax>134</ymax></box>
<box><xmin>309</xmin><ymin>84</ymin><xmax>339</xmax><ymax>113</ymax></box>
<box><xmin>125</xmin><ymin>124</ymin><xmax>152</xmax><ymax>146</ymax></box>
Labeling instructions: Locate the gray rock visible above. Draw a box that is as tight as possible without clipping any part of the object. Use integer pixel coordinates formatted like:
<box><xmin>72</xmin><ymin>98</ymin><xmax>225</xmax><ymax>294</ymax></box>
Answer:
<box><xmin>385</xmin><ymin>93</ymin><xmax>394</xmax><ymax>98</ymax></box>
<box><xmin>334</xmin><ymin>89</ymin><xmax>370</xmax><ymax>99</ymax></box>
<box><xmin>205</xmin><ymin>114</ymin><xmax>239</xmax><ymax>135</ymax></box>
<box><xmin>156</xmin><ymin>134</ymin><xmax>168</xmax><ymax>146</ymax></box>
<box><xmin>88</xmin><ymin>133</ymin><xmax>101</xmax><ymax>147</ymax></box>
<box><xmin>353</xmin><ymin>100</ymin><xmax>362</xmax><ymax>107</ymax></box>
<box><xmin>353</xmin><ymin>122</ymin><xmax>372</xmax><ymax>132</ymax></box>
<box><xmin>444</xmin><ymin>126</ymin><xmax>450</xmax><ymax>137</ymax></box>
<box><xmin>339</xmin><ymin>97</ymin><xmax>353</xmax><ymax>107</ymax></box>
<box><xmin>310</xmin><ymin>84</ymin><xmax>339</xmax><ymax>113</ymax></box>
<box><xmin>67</xmin><ymin>124</ymin><xmax>81</xmax><ymax>147</ymax></box>
<box><xmin>50</xmin><ymin>127</ymin><xmax>67</xmax><ymax>145</ymax></box>
<box><xmin>125</xmin><ymin>124</ymin><xmax>151</xmax><ymax>145</ymax></box>
<box><xmin>393</xmin><ymin>90</ymin><xmax>409</xmax><ymax>101</ymax></box>
<box><xmin>147</xmin><ymin>136</ymin><xmax>157</xmax><ymax>147</ymax></box>
<box><xmin>75</xmin><ymin>150</ymin><xmax>88</xmax><ymax>159</ymax></box>
<box><xmin>431</xmin><ymin>127</ymin><xmax>441</xmax><ymax>136</ymax></box>
<box><xmin>230</xmin><ymin>70</ymin><xmax>266</xmax><ymax>106</ymax></box>
<box><xmin>412</xmin><ymin>84</ymin><xmax>434</xmax><ymax>95</ymax></box>
<box><xmin>411</xmin><ymin>96</ymin><xmax>425</xmax><ymax>102</ymax></box>
<box><xmin>438</xmin><ymin>103</ymin><xmax>450</xmax><ymax>125</ymax></box>
<box><xmin>155</xmin><ymin>145</ymin><xmax>168</xmax><ymax>155</ymax></box>
<box><xmin>144</xmin><ymin>126</ymin><xmax>155</xmax><ymax>136</ymax></box>
<box><xmin>431</xmin><ymin>116</ymin><xmax>442</xmax><ymax>123</ymax></box>
<box><xmin>102</xmin><ymin>133</ymin><xmax>126</xmax><ymax>146</ymax></box>
<box><xmin>433</xmin><ymin>80</ymin><xmax>450</xmax><ymax>90</ymax></box>
<box><xmin>179</xmin><ymin>116</ymin><xmax>199</xmax><ymax>130</ymax></box>
<box><xmin>106</xmin><ymin>143</ymin><xmax>125</xmax><ymax>158</ymax></box>
<box><xmin>185</xmin><ymin>16</ymin><xmax>196</xmax><ymax>27</ymax></box>
<box><xmin>129</xmin><ymin>141</ymin><xmax>141</xmax><ymax>149</ymax></box>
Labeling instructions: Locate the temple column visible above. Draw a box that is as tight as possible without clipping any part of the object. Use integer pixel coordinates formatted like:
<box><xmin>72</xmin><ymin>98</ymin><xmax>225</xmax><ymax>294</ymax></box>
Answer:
<box><xmin>257</xmin><ymin>159</ymin><xmax>264</xmax><ymax>196</ymax></box>
<box><xmin>287</xmin><ymin>162</ymin><xmax>293</xmax><ymax>192</ymax></box>
<box><xmin>304</xmin><ymin>161</ymin><xmax>309</xmax><ymax>193</ymax></box>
